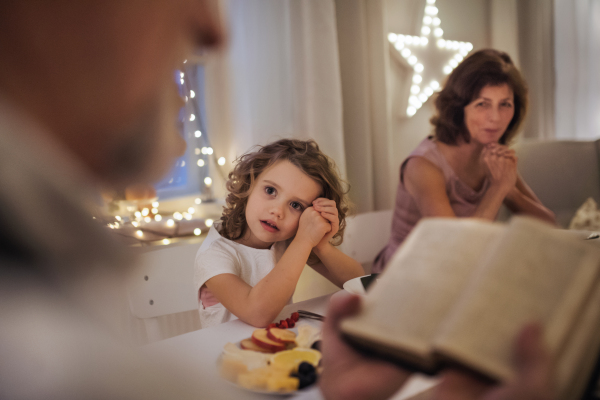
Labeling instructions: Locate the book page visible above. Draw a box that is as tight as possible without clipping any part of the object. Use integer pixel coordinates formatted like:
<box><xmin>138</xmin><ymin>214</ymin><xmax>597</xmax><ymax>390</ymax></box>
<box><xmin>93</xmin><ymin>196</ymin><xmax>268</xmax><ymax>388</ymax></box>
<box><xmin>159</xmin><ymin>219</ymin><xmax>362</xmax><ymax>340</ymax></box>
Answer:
<box><xmin>434</xmin><ymin>217</ymin><xmax>600</xmax><ymax>382</ymax></box>
<box><xmin>554</xmin><ymin>274</ymin><xmax>600</xmax><ymax>400</ymax></box>
<box><xmin>341</xmin><ymin>218</ymin><xmax>503</xmax><ymax>367</ymax></box>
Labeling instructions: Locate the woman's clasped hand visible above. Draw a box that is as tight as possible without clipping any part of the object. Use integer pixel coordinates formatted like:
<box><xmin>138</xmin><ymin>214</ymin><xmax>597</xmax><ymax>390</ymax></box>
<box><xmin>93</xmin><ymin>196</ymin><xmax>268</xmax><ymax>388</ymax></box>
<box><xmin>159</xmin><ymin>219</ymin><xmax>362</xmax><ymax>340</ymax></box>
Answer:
<box><xmin>482</xmin><ymin>143</ymin><xmax>518</xmax><ymax>194</ymax></box>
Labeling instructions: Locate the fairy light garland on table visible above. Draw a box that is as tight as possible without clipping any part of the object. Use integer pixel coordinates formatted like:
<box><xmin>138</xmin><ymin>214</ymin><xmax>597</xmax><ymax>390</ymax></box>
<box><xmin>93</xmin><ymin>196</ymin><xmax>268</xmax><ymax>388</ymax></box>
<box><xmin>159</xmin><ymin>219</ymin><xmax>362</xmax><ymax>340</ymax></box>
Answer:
<box><xmin>102</xmin><ymin>198</ymin><xmax>219</xmax><ymax>246</ymax></box>
<box><xmin>388</xmin><ymin>0</ymin><xmax>473</xmax><ymax>117</ymax></box>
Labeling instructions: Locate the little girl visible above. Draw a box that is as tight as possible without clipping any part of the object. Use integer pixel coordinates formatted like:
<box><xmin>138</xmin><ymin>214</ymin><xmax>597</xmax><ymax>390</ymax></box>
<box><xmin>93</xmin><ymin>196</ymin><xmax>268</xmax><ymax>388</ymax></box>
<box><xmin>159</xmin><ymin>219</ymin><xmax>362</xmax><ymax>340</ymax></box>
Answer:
<box><xmin>193</xmin><ymin>139</ymin><xmax>364</xmax><ymax>328</ymax></box>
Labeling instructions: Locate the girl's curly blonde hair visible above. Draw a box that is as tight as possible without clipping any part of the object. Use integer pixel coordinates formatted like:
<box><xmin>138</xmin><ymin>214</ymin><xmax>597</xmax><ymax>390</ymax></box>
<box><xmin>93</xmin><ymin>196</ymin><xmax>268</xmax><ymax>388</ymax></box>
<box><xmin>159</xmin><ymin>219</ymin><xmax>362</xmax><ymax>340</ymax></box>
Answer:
<box><xmin>220</xmin><ymin>138</ymin><xmax>350</xmax><ymax>247</ymax></box>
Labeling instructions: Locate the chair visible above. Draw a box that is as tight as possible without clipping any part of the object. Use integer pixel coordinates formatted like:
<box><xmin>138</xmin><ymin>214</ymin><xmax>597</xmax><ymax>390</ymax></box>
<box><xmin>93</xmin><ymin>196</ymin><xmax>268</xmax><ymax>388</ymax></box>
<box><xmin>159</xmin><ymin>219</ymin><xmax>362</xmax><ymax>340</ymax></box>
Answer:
<box><xmin>338</xmin><ymin>209</ymin><xmax>393</xmax><ymax>273</ymax></box>
<box><xmin>513</xmin><ymin>139</ymin><xmax>600</xmax><ymax>228</ymax></box>
<box><xmin>126</xmin><ymin>242</ymin><xmax>201</xmax><ymax>343</ymax></box>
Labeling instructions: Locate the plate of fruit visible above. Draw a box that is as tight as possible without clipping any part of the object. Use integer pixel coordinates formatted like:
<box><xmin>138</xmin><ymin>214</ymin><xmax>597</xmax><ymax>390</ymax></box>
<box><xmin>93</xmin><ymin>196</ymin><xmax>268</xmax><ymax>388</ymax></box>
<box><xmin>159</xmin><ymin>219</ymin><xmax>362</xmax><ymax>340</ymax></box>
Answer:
<box><xmin>218</xmin><ymin>313</ymin><xmax>322</xmax><ymax>394</ymax></box>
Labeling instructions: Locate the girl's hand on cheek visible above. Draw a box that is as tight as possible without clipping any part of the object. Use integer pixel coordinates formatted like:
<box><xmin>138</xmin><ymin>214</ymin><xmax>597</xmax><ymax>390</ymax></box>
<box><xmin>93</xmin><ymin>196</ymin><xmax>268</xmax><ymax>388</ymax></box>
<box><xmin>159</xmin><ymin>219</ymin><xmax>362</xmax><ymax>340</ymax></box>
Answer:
<box><xmin>296</xmin><ymin>206</ymin><xmax>332</xmax><ymax>248</ymax></box>
<box><xmin>312</xmin><ymin>198</ymin><xmax>339</xmax><ymax>250</ymax></box>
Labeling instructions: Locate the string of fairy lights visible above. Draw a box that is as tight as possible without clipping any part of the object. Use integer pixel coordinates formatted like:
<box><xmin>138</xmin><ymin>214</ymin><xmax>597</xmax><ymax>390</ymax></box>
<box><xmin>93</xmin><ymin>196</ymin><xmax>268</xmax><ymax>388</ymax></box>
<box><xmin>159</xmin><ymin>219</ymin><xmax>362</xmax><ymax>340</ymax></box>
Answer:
<box><xmin>101</xmin><ymin>59</ymin><xmax>225</xmax><ymax>246</ymax></box>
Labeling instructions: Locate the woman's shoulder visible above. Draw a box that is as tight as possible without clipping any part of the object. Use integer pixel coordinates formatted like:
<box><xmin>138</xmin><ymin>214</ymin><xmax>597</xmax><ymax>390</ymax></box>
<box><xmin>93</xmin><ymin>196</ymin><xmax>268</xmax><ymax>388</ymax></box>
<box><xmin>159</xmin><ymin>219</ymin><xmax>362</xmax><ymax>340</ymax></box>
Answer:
<box><xmin>401</xmin><ymin>137</ymin><xmax>445</xmax><ymax>182</ymax></box>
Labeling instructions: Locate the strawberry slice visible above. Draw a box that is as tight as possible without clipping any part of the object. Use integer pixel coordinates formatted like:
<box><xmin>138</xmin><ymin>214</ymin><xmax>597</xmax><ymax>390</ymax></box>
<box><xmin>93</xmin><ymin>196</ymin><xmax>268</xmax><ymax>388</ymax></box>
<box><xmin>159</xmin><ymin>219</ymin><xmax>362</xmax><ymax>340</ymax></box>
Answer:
<box><xmin>291</xmin><ymin>312</ymin><xmax>299</xmax><ymax>322</ymax></box>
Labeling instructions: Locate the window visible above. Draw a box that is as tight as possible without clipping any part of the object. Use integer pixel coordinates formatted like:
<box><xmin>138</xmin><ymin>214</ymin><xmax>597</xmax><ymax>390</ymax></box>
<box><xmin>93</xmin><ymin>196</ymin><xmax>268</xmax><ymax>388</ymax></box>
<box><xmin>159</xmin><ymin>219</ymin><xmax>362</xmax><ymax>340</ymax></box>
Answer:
<box><xmin>154</xmin><ymin>63</ymin><xmax>217</xmax><ymax>200</ymax></box>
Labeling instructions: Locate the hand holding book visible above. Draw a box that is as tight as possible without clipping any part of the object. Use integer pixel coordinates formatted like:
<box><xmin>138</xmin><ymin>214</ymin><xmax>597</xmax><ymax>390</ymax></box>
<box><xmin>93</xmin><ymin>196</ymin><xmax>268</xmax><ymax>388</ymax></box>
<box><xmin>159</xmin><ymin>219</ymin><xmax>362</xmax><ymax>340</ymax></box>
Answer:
<box><xmin>319</xmin><ymin>293</ymin><xmax>554</xmax><ymax>400</ymax></box>
<box><xmin>339</xmin><ymin>216</ymin><xmax>600</xmax><ymax>400</ymax></box>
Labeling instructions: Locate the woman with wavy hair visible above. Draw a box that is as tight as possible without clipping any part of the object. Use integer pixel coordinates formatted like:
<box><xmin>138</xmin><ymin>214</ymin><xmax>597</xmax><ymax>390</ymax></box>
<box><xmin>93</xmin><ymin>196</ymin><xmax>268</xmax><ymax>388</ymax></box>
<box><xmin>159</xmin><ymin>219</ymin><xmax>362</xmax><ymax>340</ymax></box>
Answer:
<box><xmin>373</xmin><ymin>49</ymin><xmax>556</xmax><ymax>273</ymax></box>
<box><xmin>193</xmin><ymin>139</ymin><xmax>364</xmax><ymax>328</ymax></box>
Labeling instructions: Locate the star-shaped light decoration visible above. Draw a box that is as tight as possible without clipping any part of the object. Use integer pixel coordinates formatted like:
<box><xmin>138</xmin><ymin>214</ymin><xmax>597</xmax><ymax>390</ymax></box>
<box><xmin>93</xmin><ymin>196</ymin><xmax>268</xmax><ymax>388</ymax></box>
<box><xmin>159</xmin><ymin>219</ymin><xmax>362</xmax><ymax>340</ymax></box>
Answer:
<box><xmin>388</xmin><ymin>0</ymin><xmax>473</xmax><ymax>117</ymax></box>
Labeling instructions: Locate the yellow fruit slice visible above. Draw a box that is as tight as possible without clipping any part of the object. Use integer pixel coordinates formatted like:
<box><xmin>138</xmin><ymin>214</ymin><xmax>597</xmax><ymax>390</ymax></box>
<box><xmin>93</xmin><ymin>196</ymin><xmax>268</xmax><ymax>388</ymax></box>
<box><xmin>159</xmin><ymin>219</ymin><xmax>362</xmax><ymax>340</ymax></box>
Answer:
<box><xmin>269</xmin><ymin>349</ymin><xmax>322</xmax><ymax>373</ymax></box>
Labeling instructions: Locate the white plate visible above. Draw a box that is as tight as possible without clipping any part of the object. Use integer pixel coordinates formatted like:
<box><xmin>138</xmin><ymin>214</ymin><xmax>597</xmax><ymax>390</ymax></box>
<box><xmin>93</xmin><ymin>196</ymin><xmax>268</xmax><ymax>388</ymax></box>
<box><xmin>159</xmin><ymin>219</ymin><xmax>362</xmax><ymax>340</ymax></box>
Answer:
<box><xmin>342</xmin><ymin>275</ymin><xmax>369</xmax><ymax>295</ymax></box>
<box><xmin>217</xmin><ymin>334</ymin><xmax>319</xmax><ymax>396</ymax></box>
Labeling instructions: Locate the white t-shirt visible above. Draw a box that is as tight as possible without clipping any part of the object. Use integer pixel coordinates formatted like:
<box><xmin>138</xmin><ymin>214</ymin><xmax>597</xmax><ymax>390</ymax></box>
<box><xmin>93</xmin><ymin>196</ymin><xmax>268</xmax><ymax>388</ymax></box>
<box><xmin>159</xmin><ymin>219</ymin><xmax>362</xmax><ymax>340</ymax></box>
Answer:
<box><xmin>193</xmin><ymin>222</ymin><xmax>290</xmax><ymax>328</ymax></box>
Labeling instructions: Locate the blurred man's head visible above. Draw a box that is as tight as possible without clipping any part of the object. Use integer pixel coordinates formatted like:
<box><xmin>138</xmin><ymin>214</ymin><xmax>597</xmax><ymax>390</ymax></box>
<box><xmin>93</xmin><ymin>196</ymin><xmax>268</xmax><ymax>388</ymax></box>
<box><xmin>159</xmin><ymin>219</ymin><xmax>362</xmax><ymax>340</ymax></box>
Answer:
<box><xmin>0</xmin><ymin>0</ymin><xmax>222</xmax><ymax>188</ymax></box>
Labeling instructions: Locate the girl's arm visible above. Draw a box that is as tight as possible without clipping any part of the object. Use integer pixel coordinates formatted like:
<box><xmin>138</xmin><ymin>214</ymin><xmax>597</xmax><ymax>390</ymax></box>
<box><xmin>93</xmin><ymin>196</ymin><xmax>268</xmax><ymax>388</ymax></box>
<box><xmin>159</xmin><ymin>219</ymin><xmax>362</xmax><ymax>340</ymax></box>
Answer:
<box><xmin>311</xmin><ymin>198</ymin><xmax>365</xmax><ymax>287</ymax></box>
<box><xmin>503</xmin><ymin>174</ymin><xmax>557</xmax><ymax>225</ymax></box>
<box><xmin>204</xmin><ymin>208</ymin><xmax>331</xmax><ymax>327</ymax></box>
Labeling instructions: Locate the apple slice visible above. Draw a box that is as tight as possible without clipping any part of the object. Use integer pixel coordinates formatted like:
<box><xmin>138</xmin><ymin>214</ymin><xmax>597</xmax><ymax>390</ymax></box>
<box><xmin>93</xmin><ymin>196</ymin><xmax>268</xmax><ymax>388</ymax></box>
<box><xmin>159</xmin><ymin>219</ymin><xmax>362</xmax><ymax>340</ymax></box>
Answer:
<box><xmin>240</xmin><ymin>338</ymin><xmax>274</xmax><ymax>353</ymax></box>
<box><xmin>251</xmin><ymin>329</ymin><xmax>286</xmax><ymax>352</ymax></box>
<box><xmin>267</xmin><ymin>328</ymin><xmax>297</xmax><ymax>344</ymax></box>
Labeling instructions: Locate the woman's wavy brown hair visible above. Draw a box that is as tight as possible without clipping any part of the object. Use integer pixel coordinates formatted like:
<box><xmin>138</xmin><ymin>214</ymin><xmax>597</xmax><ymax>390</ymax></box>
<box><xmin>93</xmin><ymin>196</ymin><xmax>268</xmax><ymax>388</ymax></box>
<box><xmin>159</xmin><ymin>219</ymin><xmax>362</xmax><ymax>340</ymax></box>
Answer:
<box><xmin>220</xmin><ymin>139</ymin><xmax>350</xmax><ymax>247</ymax></box>
<box><xmin>431</xmin><ymin>49</ymin><xmax>528</xmax><ymax>146</ymax></box>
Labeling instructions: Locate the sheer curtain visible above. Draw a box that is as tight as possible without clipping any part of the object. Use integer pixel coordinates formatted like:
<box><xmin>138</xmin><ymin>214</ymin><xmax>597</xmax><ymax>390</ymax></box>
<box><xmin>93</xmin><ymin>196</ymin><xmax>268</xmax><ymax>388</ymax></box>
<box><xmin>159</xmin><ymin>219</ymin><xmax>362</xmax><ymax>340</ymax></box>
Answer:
<box><xmin>210</xmin><ymin>0</ymin><xmax>346</xmax><ymax>177</ymax></box>
<box><xmin>554</xmin><ymin>0</ymin><xmax>600</xmax><ymax>140</ymax></box>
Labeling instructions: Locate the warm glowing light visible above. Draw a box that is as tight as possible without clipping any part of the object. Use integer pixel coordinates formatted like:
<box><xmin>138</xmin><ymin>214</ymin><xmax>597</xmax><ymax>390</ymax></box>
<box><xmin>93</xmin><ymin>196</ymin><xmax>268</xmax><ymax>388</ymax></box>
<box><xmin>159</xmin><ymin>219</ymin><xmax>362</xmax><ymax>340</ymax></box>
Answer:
<box><xmin>207</xmin><ymin>147</ymin><xmax>214</xmax><ymax>155</ymax></box>
<box><xmin>142</xmin><ymin>208</ymin><xmax>149</xmax><ymax>216</ymax></box>
<box><xmin>181</xmin><ymin>161</ymin><xmax>186</xmax><ymax>167</ymax></box>
<box><xmin>136</xmin><ymin>230</ymin><xmax>143</xmax><ymax>237</ymax></box>
<box><xmin>413</xmin><ymin>75</ymin><xmax>423</xmax><ymax>84</ymax></box>
<box><xmin>190</xmin><ymin>114</ymin><xmax>196</xmax><ymax>121</ymax></box>
<box><xmin>426</xmin><ymin>0</ymin><xmax>436</xmax><ymax>4</ymax></box>
<box><xmin>443</xmin><ymin>65</ymin><xmax>453</xmax><ymax>74</ymax></box>
<box><xmin>421</xmin><ymin>26</ymin><xmax>431</xmax><ymax>35</ymax></box>
<box><xmin>183</xmin><ymin>213</ymin><xmax>192</xmax><ymax>220</ymax></box>
<box><xmin>195</xmin><ymin>198</ymin><xmax>202</xmax><ymax>205</ymax></box>
<box><xmin>388</xmin><ymin>33</ymin><xmax>397</xmax><ymax>42</ymax></box>
<box><xmin>144</xmin><ymin>217</ymin><xmax>151</xmax><ymax>223</ymax></box>
<box><xmin>115</xmin><ymin>216</ymin><xmax>122</xmax><ymax>221</ymax></box>
<box><xmin>174</xmin><ymin>212</ymin><xmax>183</xmax><ymax>220</ymax></box>
<box><xmin>155</xmin><ymin>214</ymin><xmax>162</xmax><ymax>222</ymax></box>
<box><xmin>132</xmin><ymin>221</ymin><xmax>139</xmax><ymax>227</ymax></box>
<box><xmin>407</xmin><ymin>106</ymin><xmax>417</xmax><ymax>116</ymax></box>
<box><xmin>434</xmin><ymin>28</ymin><xmax>443</xmax><ymax>37</ymax></box>
<box><xmin>134</xmin><ymin>211</ymin><xmax>141</xmax><ymax>218</ymax></box>
<box><xmin>163</xmin><ymin>239</ymin><xmax>170</xmax><ymax>245</ymax></box>
<box><xmin>190</xmin><ymin>90</ymin><xmax>196</xmax><ymax>98</ymax></box>
<box><xmin>152</xmin><ymin>202</ymin><xmax>159</xmax><ymax>208</ymax></box>
<box><xmin>194</xmin><ymin>228</ymin><xmax>202</xmax><ymax>236</ymax></box>
<box><xmin>195</xmin><ymin>148</ymin><xmax>201</xmax><ymax>155</ymax></box>
<box><xmin>394</xmin><ymin>41</ymin><xmax>404</xmax><ymax>50</ymax></box>
<box><xmin>431</xmin><ymin>81</ymin><xmax>440</xmax><ymax>90</ymax></box>
<box><xmin>415</xmin><ymin>63</ymin><xmax>424</xmax><ymax>73</ymax></box>
<box><xmin>408</xmin><ymin>55</ymin><xmax>417</xmax><ymax>65</ymax></box>
<box><xmin>449</xmin><ymin>59</ymin><xmax>459</xmax><ymax>68</ymax></box>
<box><xmin>204</xmin><ymin>177</ymin><xmax>213</xmax><ymax>186</ymax></box>
<box><xmin>205</xmin><ymin>219</ymin><xmax>214</xmax><ymax>227</ymax></box>
<box><xmin>167</xmin><ymin>219</ymin><xmax>175</xmax><ymax>227</ymax></box>
<box><xmin>218</xmin><ymin>157</ymin><xmax>226</xmax><ymax>166</ymax></box>
<box><xmin>424</xmin><ymin>87</ymin><xmax>434</xmax><ymax>96</ymax></box>
<box><xmin>197</xmin><ymin>159</ymin><xmax>205</xmax><ymax>167</ymax></box>
<box><xmin>419</xmin><ymin>93</ymin><xmax>428</xmax><ymax>102</ymax></box>
<box><xmin>401</xmin><ymin>48</ymin><xmax>411</xmax><ymax>58</ymax></box>
<box><xmin>411</xmin><ymin>85</ymin><xmax>421</xmax><ymax>94</ymax></box>
<box><xmin>433</xmin><ymin>17</ymin><xmax>441</xmax><ymax>26</ymax></box>
<box><xmin>195</xmin><ymin>130</ymin><xmax>202</xmax><ymax>137</ymax></box>
<box><xmin>437</xmin><ymin>39</ymin><xmax>446</xmax><ymax>48</ymax></box>
<box><xmin>423</xmin><ymin>16</ymin><xmax>432</xmax><ymax>25</ymax></box>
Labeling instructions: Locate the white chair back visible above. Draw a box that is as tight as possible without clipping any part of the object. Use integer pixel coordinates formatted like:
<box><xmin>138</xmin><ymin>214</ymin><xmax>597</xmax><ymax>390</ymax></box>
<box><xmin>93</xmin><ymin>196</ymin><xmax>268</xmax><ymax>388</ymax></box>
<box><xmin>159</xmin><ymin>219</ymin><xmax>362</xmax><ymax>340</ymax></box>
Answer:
<box><xmin>339</xmin><ymin>210</ymin><xmax>393</xmax><ymax>271</ymax></box>
<box><xmin>127</xmin><ymin>242</ymin><xmax>200</xmax><ymax>342</ymax></box>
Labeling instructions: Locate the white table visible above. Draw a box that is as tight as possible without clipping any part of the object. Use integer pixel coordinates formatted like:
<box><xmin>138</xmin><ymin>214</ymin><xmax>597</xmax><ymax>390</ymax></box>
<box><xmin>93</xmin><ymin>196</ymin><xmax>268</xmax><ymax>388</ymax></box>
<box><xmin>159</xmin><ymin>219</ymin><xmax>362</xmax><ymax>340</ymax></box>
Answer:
<box><xmin>143</xmin><ymin>291</ymin><xmax>437</xmax><ymax>399</ymax></box>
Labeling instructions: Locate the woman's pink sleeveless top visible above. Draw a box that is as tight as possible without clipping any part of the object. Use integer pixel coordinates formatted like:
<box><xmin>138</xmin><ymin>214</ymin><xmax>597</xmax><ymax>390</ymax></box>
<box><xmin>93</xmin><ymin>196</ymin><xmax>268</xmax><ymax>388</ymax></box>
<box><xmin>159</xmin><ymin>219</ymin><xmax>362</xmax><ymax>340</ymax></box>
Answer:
<box><xmin>372</xmin><ymin>137</ymin><xmax>490</xmax><ymax>273</ymax></box>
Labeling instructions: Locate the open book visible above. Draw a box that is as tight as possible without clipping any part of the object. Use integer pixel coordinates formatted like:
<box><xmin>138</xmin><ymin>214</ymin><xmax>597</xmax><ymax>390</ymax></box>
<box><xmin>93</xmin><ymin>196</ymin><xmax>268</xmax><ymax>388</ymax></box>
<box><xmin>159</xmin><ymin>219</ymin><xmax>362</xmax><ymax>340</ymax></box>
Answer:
<box><xmin>341</xmin><ymin>216</ymin><xmax>600</xmax><ymax>400</ymax></box>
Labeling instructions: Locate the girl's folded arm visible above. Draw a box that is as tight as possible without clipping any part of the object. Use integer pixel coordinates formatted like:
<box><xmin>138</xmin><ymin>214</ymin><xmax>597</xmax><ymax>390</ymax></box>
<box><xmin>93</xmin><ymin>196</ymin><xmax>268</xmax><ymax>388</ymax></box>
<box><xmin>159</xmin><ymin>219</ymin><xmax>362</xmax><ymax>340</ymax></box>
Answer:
<box><xmin>205</xmin><ymin>239</ymin><xmax>313</xmax><ymax>327</ymax></box>
<box><xmin>311</xmin><ymin>244</ymin><xmax>365</xmax><ymax>287</ymax></box>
